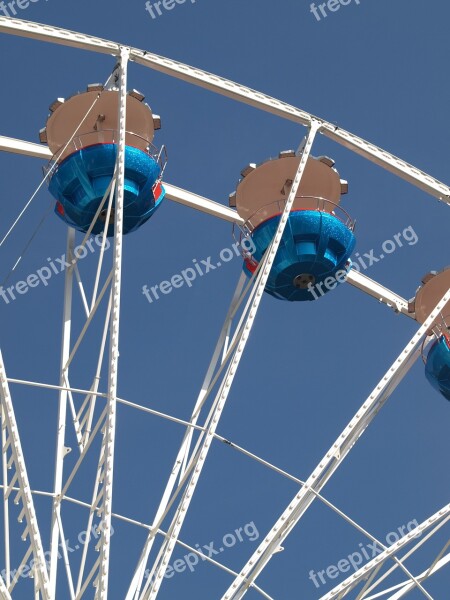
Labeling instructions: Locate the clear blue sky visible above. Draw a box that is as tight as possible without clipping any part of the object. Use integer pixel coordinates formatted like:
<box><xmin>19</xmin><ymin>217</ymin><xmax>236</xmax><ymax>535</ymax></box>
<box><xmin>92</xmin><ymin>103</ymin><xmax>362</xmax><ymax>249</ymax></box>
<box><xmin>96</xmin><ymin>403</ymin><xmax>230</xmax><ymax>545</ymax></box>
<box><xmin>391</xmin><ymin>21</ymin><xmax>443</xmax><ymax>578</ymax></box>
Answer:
<box><xmin>0</xmin><ymin>0</ymin><xmax>449</xmax><ymax>598</ymax></box>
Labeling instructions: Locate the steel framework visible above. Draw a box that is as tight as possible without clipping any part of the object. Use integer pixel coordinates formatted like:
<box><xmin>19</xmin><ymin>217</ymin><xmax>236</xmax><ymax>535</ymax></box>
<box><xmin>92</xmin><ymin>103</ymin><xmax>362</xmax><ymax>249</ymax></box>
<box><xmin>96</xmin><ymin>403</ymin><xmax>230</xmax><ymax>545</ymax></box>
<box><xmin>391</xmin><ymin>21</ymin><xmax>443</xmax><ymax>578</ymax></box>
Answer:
<box><xmin>0</xmin><ymin>15</ymin><xmax>448</xmax><ymax>600</ymax></box>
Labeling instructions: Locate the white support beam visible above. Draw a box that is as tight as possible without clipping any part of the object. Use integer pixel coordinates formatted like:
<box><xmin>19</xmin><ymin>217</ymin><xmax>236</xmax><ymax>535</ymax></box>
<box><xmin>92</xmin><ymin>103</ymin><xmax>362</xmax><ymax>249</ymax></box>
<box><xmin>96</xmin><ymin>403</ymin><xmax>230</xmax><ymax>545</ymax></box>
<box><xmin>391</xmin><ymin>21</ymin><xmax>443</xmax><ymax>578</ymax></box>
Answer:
<box><xmin>345</xmin><ymin>269</ymin><xmax>413</xmax><ymax>319</ymax></box>
<box><xmin>0</xmin><ymin>135</ymin><xmax>52</xmax><ymax>160</ymax></box>
<box><xmin>0</xmin><ymin>575</ymin><xmax>12</xmax><ymax>600</ymax></box>
<box><xmin>49</xmin><ymin>228</ymin><xmax>75</xmax><ymax>596</ymax></box>
<box><xmin>1</xmin><ymin>18</ymin><xmax>449</xmax><ymax>202</ymax></box>
<box><xmin>1</xmin><ymin>417</ymin><xmax>10</xmax><ymax>590</ymax></box>
<box><xmin>355</xmin><ymin>521</ymin><xmax>450</xmax><ymax>600</ymax></box>
<box><xmin>320</xmin><ymin>505</ymin><xmax>450</xmax><ymax>600</ymax></box>
<box><xmin>0</xmin><ymin>349</ymin><xmax>51</xmax><ymax>599</ymax></box>
<box><xmin>0</xmin><ymin>16</ymin><xmax>118</xmax><ymax>54</ymax></box>
<box><xmin>221</xmin><ymin>285</ymin><xmax>450</xmax><ymax>600</ymax></box>
<box><xmin>164</xmin><ymin>183</ymin><xmax>244</xmax><ymax>225</ymax></box>
<box><xmin>384</xmin><ymin>552</ymin><xmax>450</xmax><ymax>600</ymax></box>
<box><xmin>95</xmin><ymin>47</ymin><xmax>129</xmax><ymax>600</ymax></box>
<box><xmin>320</xmin><ymin>122</ymin><xmax>450</xmax><ymax>202</ymax></box>
<box><xmin>125</xmin><ymin>273</ymin><xmax>248</xmax><ymax>600</ymax></box>
<box><xmin>141</xmin><ymin>123</ymin><xmax>320</xmax><ymax>600</ymax></box>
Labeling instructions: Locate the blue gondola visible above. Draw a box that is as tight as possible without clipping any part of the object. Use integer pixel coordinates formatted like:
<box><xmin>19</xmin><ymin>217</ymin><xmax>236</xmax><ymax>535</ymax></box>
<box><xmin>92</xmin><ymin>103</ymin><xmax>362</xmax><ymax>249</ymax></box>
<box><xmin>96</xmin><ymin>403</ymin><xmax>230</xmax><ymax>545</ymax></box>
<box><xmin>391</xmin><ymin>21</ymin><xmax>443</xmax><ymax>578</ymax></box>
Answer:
<box><xmin>243</xmin><ymin>209</ymin><xmax>356</xmax><ymax>301</ymax></box>
<box><xmin>425</xmin><ymin>335</ymin><xmax>450</xmax><ymax>401</ymax></box>
<box><xmin>49</xmin><ymin>143</ymin><xmax>165</xmax><ymax>236</ymax></box>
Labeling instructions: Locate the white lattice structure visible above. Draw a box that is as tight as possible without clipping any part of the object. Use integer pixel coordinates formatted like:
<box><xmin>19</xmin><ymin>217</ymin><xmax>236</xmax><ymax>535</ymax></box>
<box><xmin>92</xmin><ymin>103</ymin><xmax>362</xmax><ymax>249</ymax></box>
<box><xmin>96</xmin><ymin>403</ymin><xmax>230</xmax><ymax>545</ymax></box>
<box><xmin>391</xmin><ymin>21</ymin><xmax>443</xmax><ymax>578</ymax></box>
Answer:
<box><xmin>0</xmin><ymin>16</ymin><xmax>448</xmax><ymax>599</ymax></box>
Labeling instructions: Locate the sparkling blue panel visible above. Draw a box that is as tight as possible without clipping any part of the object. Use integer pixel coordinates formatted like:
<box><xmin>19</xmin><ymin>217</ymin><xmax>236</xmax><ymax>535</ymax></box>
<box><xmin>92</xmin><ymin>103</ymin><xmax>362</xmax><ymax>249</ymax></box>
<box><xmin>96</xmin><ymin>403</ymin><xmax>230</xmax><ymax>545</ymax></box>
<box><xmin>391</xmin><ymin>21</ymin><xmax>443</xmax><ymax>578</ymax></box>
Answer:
<box><xmin>243</xmin><ymin>210</ymin><xmax>356</xmax><ymax>301</ymax></box>
<box><xmin>425</xmin><ymin>336</ymin><xmax>450</xmax><ymax>401</ymax></box>
<box><xmin>49</xmin><ymin>144</ymin><xmax>164</xmax><ymax>235</ymax></box>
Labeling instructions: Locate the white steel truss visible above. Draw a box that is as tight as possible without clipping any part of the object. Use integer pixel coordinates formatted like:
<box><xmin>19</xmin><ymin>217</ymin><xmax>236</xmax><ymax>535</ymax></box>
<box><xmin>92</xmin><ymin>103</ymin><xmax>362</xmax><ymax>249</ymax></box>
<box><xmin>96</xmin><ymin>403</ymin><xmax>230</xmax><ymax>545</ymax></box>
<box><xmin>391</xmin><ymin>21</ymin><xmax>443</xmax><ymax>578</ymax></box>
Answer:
<box><xmin>0</xmin><ymin>350</ymin><xmax>51</xmax><ymax>598</ymax></box>
<box><xmin>368</xmin><ymin>552</ymin><xmax>450</xmax><ymax>600</ymax></box>
<box><xmin>48</xmin><ymin>227</ymin><xmax>75</xmax><ymax>596</ymax></box>
<box><xmin>95</xmin><ymin>46</ymin><xmax>129</xmax><ymax>599</ymax></box>
<box><xmin>124</xmin><ymin>271</ymin><xmax>248</xmax><ymax>599</ymax></box>
<box><xmin>136</xmin><ymin>124</ymin><xmax>319</xmax><ymax>599</ymax></box>
<box><xmin>1</xmin><ymin>17</ymin><xmax>449</xmax><ymax>202</ymax></box>
<box><xmin>0</xmin><ymin>49</ymin><xmax>134</xmax><ymax>599</ymax></box>
<box><xmin>220</xmin><ymin>286</ymin><xmax>450</xmax><ymax>599</ymax></box>
<box><xmin>320</xmin><ymin>505</ymin><xmax>450</xmax><ymax>600</ymax></box>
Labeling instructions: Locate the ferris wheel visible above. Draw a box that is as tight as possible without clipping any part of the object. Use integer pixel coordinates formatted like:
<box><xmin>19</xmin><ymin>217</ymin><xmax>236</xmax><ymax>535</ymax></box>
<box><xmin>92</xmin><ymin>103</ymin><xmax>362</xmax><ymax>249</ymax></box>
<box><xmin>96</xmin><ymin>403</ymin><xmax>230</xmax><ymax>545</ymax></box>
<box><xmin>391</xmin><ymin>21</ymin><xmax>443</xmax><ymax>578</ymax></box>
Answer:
<box><xmin>0</xmin><ymin>14</ymin><xmax>449</xmax><ymax>600</ymax></box>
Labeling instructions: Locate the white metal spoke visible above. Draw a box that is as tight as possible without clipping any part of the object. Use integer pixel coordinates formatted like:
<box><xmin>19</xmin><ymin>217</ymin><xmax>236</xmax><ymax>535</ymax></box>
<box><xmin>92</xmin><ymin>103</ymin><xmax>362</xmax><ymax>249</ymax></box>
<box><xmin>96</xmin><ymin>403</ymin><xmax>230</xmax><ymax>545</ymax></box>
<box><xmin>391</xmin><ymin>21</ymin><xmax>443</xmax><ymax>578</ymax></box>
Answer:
<box><xmin>94</xmin><ymin>47</ymin><xmax>129</xmax><ymax>599</ymax></box>
<box><xmin>125</xmin><ymin>272</ymin><xmax>248</xmax><ymax>600</ymax></box>
<box><xmin>55</xmin><ymin>511</ymin><xmax>76</xmax><ymax>599</ymax></box>
<box><xmin>0</xmin><ymin>574</ymin><xmax>12</xmax><ymax>600</ymax></box>
<box><xmin>59</xmin><ymin>407</ymin><xmax>107</xmax><ymax>501</ymax></box>
<box><xmin>81</xmin><ymin>296</ymin><xmax>112</xmax><ymax>450</ymax></box>
<box><xmin>3</xmin><ymin>348</ymin><xmax>448</xmax><ymax>600</ymax></box>
<box><xmin>9</xmin><ymin>545</ymin><xmax>32</xmax><ymax>594</ymax></box>
<box><xmin>45</xmin><ymin>214</ymin><xmax>114</xmax><ymax>593</ymax></box>
<box><xmin>76</xmin><ymin>454</ymin><xmax>103</xmax><ymax>596</ymax></box>
<box><xmin>23</xmin><ymin>178</ymin><xmax>116</xmax><ymax>514</ymax></box>
<box><xmin>364</xmin><ymin>554</ymin><xmax>450</xmax><ymax>600</ymax></box>
<box><xmin>63</xmin><ymin>270</ymin><xmax>113</xmax><ymax>373</ymax></box>
<box><xmin>126</xmin><ymin>272</ymin><xmax>263</xmax><ymax>598</ymax></box>
<box><xmin>61</xmin><ymin>491</ymin><xmax>272</xmax><ymax>598</ymax></box>
<box><xmin>356</xmin><ymin>517</ymin><xmax>450</xmax><ymax>600</ymax></box>
<box><xmin>75</xmin><ymin>557</ymin><xmax>100</xmax><ymax>600</ymax></box>
<box><xmin>216</xmin><ymin>441</ymin><xmax>435</xmax><ymax>600</ymax></box>
<box><xmin>68</xmin><ymin>292</ymin><xmax>111</xmax><ymax>453</ymax></box>
<box><xmin>1</xmin><ymin>394</ymin><xmax>10</xmax><ymax>589</ymax></box>
<box><xmin>211</xmin><ymin>435</ymin><xmax>418</xmax><ymax>568</ymax></box>
<box><xmin>61</xmin><ymin>290</ymin><xmax>112</xmax><ymax>452</ymax></box>
<box><xmin>75</xmin><ymin>386</ymin><xmax>442</xmax><ymax>598</ymax></box>
<box><xmin>362</xmin><ymin>551</ymin><xmax>450</xmax><ymax>600</ymax></box>
<box><xmin>177</xmin><ymin>269</ymin><xmax>258</xmax><ymax>476</ymax></box>
<box><xmin>73</xmin><ymin>263</ymin><xmax>90</xmax><ymax>319</ymax></box>
<box><xmin>49</xmin><ymin>228</ymin><xmax>75</xmax><ymax>595</ymax></box>
<box><xmin>0</xmin><ymin>349</ymin><xmax>51</xmax><ymax>599</ymax></box>
<box><xmin>345</xmin><ymin>269</ymin><xmax>413</xmax><ymax>318</ymax></box>
<box><xmin>221</xmin><ymin>285</ymin><xmax>450</xmax><ymax>599</ymax></box>
<box><xmin>139</xmin><ymin>123</ymin><xmax>320</xmax><ymax>600</ymax></box>
<box><xmin>131</xmin><ymin>271</ymin><xmax>258</xmax><ymax>590</ymax></box>
<box><xmin>384</xmin><ymin>552</ymin><xmax>450</xmax><ymax>600</ymax></box>
<box><xmin>321</xmin><ymin>506</ymin><xmax>450</xmax><ymax>600</ymax></box>
<box><xmin>7</xmin><ymin>379</ymin><xmax>108</xmax><ymax>398</ymax></box>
